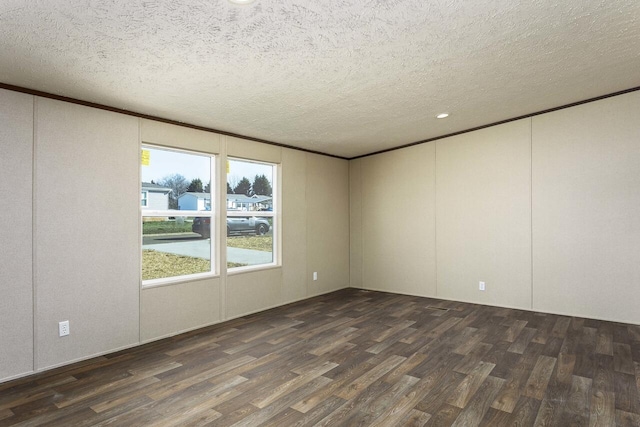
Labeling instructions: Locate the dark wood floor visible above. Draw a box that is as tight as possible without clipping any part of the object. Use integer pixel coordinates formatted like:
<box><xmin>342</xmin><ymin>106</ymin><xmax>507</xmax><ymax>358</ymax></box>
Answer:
<box><xmin>1</xmin><ymin>289</ymin><xmax>640</xmax><ymax>426</ymax></box>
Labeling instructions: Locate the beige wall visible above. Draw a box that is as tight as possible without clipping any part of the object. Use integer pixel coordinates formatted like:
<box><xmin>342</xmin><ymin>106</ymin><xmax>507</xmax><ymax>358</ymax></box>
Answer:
<box><xmin>140</xmin><ymin>119</ymin><xmax>222</xmax><ymax>154</ymax></box>
<box><xmin>532</xmin><ymin>91</ymin><xmax>640</xmax><ymax>324</ymax></box>
<box><xmin>227</xmin><ymin>268</ymin><xmax>283</xmax><ymax>318</ymax></box>
<box><xmin>359</xmin><ymin>144</ymin><xmax>437</xmax><ymax>297</ymax></box>
<box><xmin>4</xmin><ymin>84</ymin><xmax>638</xmax><ymax>384</ymax></box>
<box><xmin>306</xmin><ymin>153</ymin><xmax>350</xmax><ymax>296</ymax></box>
<box><xmin>141</xmin><ymin>279</ymin><xmax>222</xmax><ymax>342</ymax></box>
<box><xmin>223</xmin><ymin>143</ymin><xmax>350</xmax><ymax>319</ymax></box>
<box><xmin>34</xmin><ymin>98</ymin><xmax>141</xmax><ymax>370</ymax></box>
<box><xmin>0</xmin><ymin>89</ymin><xmax>34</xmax><ymax>380</ymax></box>
<box><xmin>352</xmin><ymin>91</ymin><xmax>640</xmax><ymax>324</ymax></box>
<box><xmin>0</xmin><ymin>91</ymin><xmax>350</xmax><ymax>384</ymax></box>
<box><xmin>139</xmin><ymin>120</ymin><xmax>223</xmax><ymax>340</ymax></box>
<box><xmin>282</xmin><ymin>149</ymin><xmax>308</xmax><ymax>302</ymax></box>
<box><xmin>436</xmin><ymin>119</ymin><xmax>532</xmax><ymax>309</ymax></box>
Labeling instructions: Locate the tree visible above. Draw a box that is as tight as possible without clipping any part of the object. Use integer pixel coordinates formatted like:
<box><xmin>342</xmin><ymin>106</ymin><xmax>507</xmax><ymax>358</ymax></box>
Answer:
<box><xmin>233</xmin><ymin>177</ymin><xmax>252</xmax><ymax>196</ymax></box>
<box><xmin>227</xmin><ymin>176</ymin><xmax>240</xmax><ymax>192</ymax></box>
<box><xmin>159</xmin><ymin>174</ymin><xmax>188</xmax><ymax>209</ymax></box>
<box><xmin>187</xmin><ymin>178</ymin><xmax>203</xmax><ymax>193</ymax></box>
<box><xmin>226</xmin><ymin>182</ymin><xmax>233</xmax><ymax>194</ymax></box>
<box><xmin>252</xmin><ymin>174</ymin><xmax>272</xmax><ymax>196</ymax></box>
<box><xmin>204</xmin><ymin>181</ymin><xmax>211</xmax><ymax>193</ymax></box>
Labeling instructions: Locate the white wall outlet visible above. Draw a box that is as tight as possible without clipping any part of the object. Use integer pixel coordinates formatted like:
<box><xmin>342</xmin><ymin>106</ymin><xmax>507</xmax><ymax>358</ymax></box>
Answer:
<box><xmin>479</xmin><ymin>281</ymin><xmax>486</xmax><ymax>291</ymax></box>
<box><xmin>313</xmin><ymin>272</ymin><xmax>318</xmax><ymax>281</ymax></box>
<box><xmin>59</xmin><ymin>320</ymin><xmax>70</xmax><ymax>337</ymax></box>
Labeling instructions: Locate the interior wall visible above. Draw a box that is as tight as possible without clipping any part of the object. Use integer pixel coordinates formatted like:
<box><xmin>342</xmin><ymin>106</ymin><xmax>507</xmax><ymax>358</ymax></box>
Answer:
<box><xmin>140</xmin><ymin>119</ymin><xmax>222</xmax><ymax>154</ymax></box>
<box><xmin>34</xmin><ymin>98</ymin><xmax>140</xmax><ymax>370</ymax></box>
<box><xmin>223</xmin><ymin>147</ymin><xmax>350</xmax><ymax>318</ymax></box>
<box><xmin>6</xmin><ymin>84</ymin><xmax>636</xmax><ymax>383</ymax></box>
<box><xmin>227</xmin><ymin>135</ymin><xmax>281</xmax><ymax>164</ymax></box>
<box><xmin>436</xmin><ymin>119</ymin><xmax>532</xmax><ymax>309</ymax></box>
<box><xmin>281</xmin><ymin>148</ymin><xmax>308</xmax><ymax>302</ymax></box>
<box><xmin>0</xmin><ymin>89</ymin><xmax>34</xmax><ymax>380</ymax></box>
<box><xmin>359</xmin><ymin>144</ymin><xmax>437</xmax><ymax>297</ymax></box>
<box><xmin>225</xmin><ymin>136</ymin><xmax>285</xmax><ymax>319</ymax></box>
<box><xmin>141</xmin><ymin>279</ymin><xmax>222</xmax><ymax>342</ymax></box>
<box><xmin>0</xmin><ymin>90</ymin><xmax>351</xmax><ymax>384</ymax></box>
<box><xmin>532</xmin><ymin>91</ymin><xmax>640</xmax><ymax>324</ymax></box>
<box><xmin>351</xmin><ymin>91</ymin><xmax>640</xmax><ymax>324</ymax></box>
<box><xmin>226</xmin><ymin>268</ymin><xmax>283</xmax><ymax>318</ymax></box>
<box><xmin>306</xmin><ymin>153</ymin><xmax>350</xmax><ymax>296</ymax></box>
<box><xmin>139</xmin><ymin>120</ymin><xmax>222</xmax><ymax>341</ymax></box>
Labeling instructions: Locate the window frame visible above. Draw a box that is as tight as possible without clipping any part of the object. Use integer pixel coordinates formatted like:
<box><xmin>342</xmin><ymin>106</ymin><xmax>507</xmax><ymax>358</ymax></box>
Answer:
<box><xmin>226</xmin><ymin>157</ymin><xmax>280</xmax><ymax>273</ymax></box>
<box><xmin>141</xmin><ymin>144</ymin><xmax>217</xmax><ymax>288</ymax></box>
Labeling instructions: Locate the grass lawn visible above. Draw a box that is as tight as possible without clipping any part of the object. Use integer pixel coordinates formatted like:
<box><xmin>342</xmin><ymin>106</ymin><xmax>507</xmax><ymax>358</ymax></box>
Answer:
<box><xmin>227</xmin><ymin>235</ymin><xmax>272</xmax><ymax>252</ymax></box>
<box><xmin>142</xmin><ymin>220</ymin><xmax>192</xmax><ymax>235</ymax></box>
<box><xmin>143</xmin><ymin>250</ymin><xmax>250</xmax><ymax>280</ymax></box>
<box><xmin>143</xmin><ymin>250</ymin><xmax>209</xmax><ymax>280</ymax></box>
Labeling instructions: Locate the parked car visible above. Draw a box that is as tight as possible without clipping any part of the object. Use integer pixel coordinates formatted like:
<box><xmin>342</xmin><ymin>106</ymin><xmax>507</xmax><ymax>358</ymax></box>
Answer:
<box><xmin>192</xmin><ymin>216</ymin><xmax>270</xmax><ymax>238</ymax></box>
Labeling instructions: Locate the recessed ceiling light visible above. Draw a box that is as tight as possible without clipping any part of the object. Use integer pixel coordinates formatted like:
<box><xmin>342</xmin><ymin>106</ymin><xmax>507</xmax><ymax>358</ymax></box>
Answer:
<box><xmin>228</xmin><ymin>0</ymin><xmax>255</xmax><ymax>4</ymax></box>
<box><xmin>436</xmin><ymin>113</ymin><xmax>449</xmax><ymax>119</ymax></box>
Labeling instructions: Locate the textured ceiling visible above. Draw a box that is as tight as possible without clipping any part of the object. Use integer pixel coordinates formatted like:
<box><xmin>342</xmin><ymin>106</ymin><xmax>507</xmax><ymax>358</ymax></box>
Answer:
<box><xmin>1</xmin><ymin>0</ymin><xmax>639</xmax><ymax>158</ymax></box>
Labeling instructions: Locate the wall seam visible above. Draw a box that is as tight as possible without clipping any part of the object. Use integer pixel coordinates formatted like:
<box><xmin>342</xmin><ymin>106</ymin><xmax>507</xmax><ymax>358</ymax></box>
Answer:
<box><xmin>305</xmin><ymin>153</ymin><xmax>309</xmax><ymax>296</ymax></box>
<box><xmin>530</xmin><ymin>117</ymin><xmax>534</xmax><ymax>310</ymax></box>
<box><xmin>137</xmin><ymin>118</ymin><xmax>142</xmax><ymax>344</ymax></box>
<box><xmin>31</xmin><ymin>96</ymin><xmax>38</xmax><ymax>372</ymax></box>
<box><xmin>434</xmin><ymin>142</ymin><xmax>438</xmax><ymax>298</ymax></box>
<box><xmin>274</xmin><ymin>153</ymin><xmax>282</xmax><ymax>304</ymax></box>
<box><xmin>220</xmin><ymin>137</ymin><xmax>228</xmax><ymax>321</ymax></box>
<box><xmin>359</xmin><ymin>162</ymin><xmax>363</xmax><ymax>290</ymax></box>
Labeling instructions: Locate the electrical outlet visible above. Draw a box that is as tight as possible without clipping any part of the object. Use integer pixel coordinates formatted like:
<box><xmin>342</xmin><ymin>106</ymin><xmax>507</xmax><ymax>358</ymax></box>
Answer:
<box><xmin>479</xmin><ymin>281</ymin><xmax>486</xmax><ymax>291</ymax></box>
<box><xmin>59</xmin><ymin>320</ymin><xmax>70</xmax><ymax>337</ymax></box>
<box><xmin>313</xmin><ymin>272</ymin><xmax>318</xmax><ymax>281</ymax></box>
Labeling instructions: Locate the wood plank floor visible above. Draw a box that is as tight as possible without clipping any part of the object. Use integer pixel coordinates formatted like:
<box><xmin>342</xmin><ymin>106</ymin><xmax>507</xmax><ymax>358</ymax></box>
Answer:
<box><xmin>1</xmin><ymin>289</ymin><xmax>640</xmax><ymax>426</ymax></box>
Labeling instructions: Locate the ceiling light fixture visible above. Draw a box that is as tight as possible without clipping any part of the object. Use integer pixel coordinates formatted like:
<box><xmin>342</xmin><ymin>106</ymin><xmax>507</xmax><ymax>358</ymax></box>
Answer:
<box><xmin>436</xmin><ymin>113</ymin><xmax>449</xmax><ymax>119</ymax></box>
<box><xmin>228</xmin><ymin>0</ymin><xmax>256</xmax><ymax>4</ymax></box>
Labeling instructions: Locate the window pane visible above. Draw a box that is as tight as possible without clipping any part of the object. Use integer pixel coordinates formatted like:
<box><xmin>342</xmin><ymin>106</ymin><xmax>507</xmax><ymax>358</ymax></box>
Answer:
<box><xmin>227</xmin><ymin>159</ymin><xmax>273</xmax><ymax>211</ymax></box>
<box><xmin>227</xmin><ymin>159</ymin><xmax>275</xmax><ymax>269</ymax></box>
<box><xmin>141</xmin><ymin>145</ymin><xmax>215</xmax><ymax>283</ymax></box>
<box><xmin>141</xmin><ymin>147</ymin><xmax>212</xmax><ymax>212</ymax></box>
<box><xmin>142</xmin><ymin>216</ymin><xmax>211</xmax><ymax>281</ymax></box>
<box><xmin>227</xmin><ymin>217</ymin><xmax>273</xmax><ymax>268</ymax></box>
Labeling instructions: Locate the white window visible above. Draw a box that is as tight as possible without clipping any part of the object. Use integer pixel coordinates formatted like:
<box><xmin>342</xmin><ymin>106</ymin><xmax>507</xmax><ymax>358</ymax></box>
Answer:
<box><xmin>141</xmin><ymin>145</ymin><xmax>216</xmax><ymax>286</ymax></box>
<box><xmin>227</xmin><ymin>158</ymin><xmax>278</xmax><ymax>270</ymax></box>
<box><xmin>141</xmin><ymin>191</ymin><xmax>148</xmax><ymax>207</ymax></box>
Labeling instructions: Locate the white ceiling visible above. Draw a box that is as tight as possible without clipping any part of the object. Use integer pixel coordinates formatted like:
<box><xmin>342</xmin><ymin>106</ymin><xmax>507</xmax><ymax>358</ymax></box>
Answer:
<box><xmin>1</xmin><ymin>0</ymin><xmax>639</xmax><ymax>158</ymax></box>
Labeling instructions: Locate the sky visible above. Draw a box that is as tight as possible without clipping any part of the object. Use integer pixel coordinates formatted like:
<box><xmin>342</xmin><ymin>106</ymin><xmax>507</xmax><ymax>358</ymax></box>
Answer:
<box><xmin>141</xmin><ymin>147</ymin><xmax>273</xmax><ymax>186</ymax></box>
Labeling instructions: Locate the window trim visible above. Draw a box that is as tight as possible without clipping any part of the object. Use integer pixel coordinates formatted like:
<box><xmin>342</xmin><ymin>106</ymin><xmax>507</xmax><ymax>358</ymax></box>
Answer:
<box><xmin>141</xmin><ymin>144</ymin><xmax>217</xmax><ymax>287</ymax></box>
<box><xmin>226</xmin><ymin>157</ymin><xmax>280</xmax><ymax>271</ymax></box>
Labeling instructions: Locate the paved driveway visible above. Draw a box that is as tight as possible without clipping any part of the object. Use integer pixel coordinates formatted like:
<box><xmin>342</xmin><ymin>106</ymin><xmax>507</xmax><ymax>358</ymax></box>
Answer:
<box><xmin>143</xmin><ymin>233</ymin><xmax>272</xmax><ymax>265</ymax></box>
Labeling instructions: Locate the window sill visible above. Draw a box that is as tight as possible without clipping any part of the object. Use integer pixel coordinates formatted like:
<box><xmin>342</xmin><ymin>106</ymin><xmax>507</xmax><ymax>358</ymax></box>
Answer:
<box><xmin>142</xmin><ymin>272</ymin><xmax>220</xmax><ymax>290</ymax></box>
<box><xmin>226</xmin><ymin>263</ymin><xmax>281</xmax><ymax>276</ymax></box>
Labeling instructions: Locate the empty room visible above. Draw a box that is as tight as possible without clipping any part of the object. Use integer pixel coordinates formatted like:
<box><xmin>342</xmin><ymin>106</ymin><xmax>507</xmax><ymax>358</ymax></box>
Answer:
<box><xmin>1</xmin><ymin>1</ymin><xmax>639</xmax><ymax>426</ymax></box>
